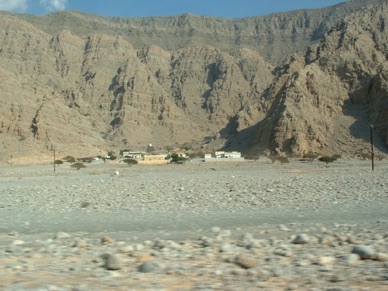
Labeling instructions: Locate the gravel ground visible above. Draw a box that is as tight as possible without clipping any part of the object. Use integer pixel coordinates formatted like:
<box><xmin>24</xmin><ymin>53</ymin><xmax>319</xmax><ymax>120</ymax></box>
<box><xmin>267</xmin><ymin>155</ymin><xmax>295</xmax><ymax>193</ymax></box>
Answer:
<box><xmin>0</xmin><ymin>158</ymin><xmax>387</xmax><ymax>290</ymax></box>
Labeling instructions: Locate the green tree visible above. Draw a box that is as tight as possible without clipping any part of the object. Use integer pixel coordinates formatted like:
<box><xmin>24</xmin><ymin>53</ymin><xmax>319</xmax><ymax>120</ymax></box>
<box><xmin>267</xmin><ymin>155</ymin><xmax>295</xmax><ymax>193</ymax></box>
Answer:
<box><xmin>123</xmin><ymin>158</ymin><xmax>138</xmax><ymax>167</ymax></box>
<box><xmin>107</xmin><ymin>151</ymin><xmax>117</xmax><ymax>160</ymax></box>
<box><xmin>318</xmin><ymin>156</ymin><xmax>337</xmax><ymax>164</ymax></box>
<box><xmin>170</xmin><ymin>153</ymin><xmax>188</xmax><ymax>164</ymax></box>
<box><xmin>63</xmin><ymin>155</ymin><xmax>76</xmax><ymax>163</ymax></box>
<box><xmin>54</xmin><ymin>160</ymin><xmax>63</xmax><ymax>166</ymax></box>
<box><xmin>71</xmin><ymin>162</ymin><xmax>86</xmax><ymax>170</ymax></box>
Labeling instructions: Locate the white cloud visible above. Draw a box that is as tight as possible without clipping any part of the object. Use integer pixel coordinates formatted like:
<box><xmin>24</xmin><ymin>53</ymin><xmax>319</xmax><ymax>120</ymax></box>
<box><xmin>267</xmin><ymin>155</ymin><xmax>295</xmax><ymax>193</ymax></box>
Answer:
<box><xmin>39</xmin><ymin>0</ymin><xmax>67</xmax><ymax>12</ymax></box>
<box><xmin>0</xmin><ymin>0</ymin><xmax>28</xmax><ymax>12</ymax></box>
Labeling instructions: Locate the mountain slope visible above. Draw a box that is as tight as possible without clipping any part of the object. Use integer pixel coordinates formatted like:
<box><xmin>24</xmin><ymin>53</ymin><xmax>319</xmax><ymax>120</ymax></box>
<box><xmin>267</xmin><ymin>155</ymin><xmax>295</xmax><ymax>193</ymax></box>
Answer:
<box><xmin>246</xmin><ymin>0</ymin><xmax>388</xmax><ymax>156</ymax></box>
<box><xmin>0</xmin><ymin>0</ymin><xmax>387</xmax><ymax>163</ymax></box>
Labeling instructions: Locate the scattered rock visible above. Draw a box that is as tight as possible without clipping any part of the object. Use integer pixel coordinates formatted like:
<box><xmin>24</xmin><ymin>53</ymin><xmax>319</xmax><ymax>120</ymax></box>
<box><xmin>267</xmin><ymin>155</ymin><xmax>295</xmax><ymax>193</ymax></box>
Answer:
<box><xmin>101</xmin><ymin>235</ymin><xmax>114</xmax><ymax>244</ymax></box>
<box><xmin>73</xmin><ymin>239</ymin><xmax>87</xmax><ymax>248</ymax></box>
<box><xmin>374</xmin><ymin>253</ymin><xmax>388</xmax><ymax>262</ymax></box>
<box><xmin>351</xmin><ymin>245</ymin><xmax>376</xmax><ymax>260</ymax></box>
<box><xmin>292</xmin><ymin>234</ymin><xmax>310</xmax><ymax>244</ymax></box>
<box><xmin>341</xmin><ymin>254</ymin><xmax>360</xmax><ymax>265</ymax></box>
<box><xmin>55</xmin><ymin>232</ymin><xmax>71</xmax><ymax>239</ymax></box>
<box><xmin>104</xmin><ymin>254</ymin><xmax>122</xmax><ymax>271</ymax></box>
<box><xmin>235</xmin><ymin>254</ymin><xmax>257</xmax><ymax>269</ymax></box>
<box><xmin>138</xmin><ymin>261</ymin><xmax>158</xmax><ymax>273</ymax></box>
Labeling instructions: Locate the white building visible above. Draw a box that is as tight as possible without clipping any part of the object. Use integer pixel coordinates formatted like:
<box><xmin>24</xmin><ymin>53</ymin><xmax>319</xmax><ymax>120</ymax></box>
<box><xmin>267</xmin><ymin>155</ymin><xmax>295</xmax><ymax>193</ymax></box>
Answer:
<box><xmin>215</xmin><ymin>151</ymin><xmax>242</xmax><ymax>159</ymax></box>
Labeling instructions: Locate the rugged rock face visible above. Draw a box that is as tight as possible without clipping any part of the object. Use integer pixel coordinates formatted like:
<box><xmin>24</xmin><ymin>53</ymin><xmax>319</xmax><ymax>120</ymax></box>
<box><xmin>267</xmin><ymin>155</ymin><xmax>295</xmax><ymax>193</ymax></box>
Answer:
<box><xmin>248</xmin><ymin>0</ymin><xmax>388</xmax><ymax>156</ymax></box>
<box><xmin>0</xmin><ymin>0</ymin><xmax>387</xmax><ymax>162</ymax></box>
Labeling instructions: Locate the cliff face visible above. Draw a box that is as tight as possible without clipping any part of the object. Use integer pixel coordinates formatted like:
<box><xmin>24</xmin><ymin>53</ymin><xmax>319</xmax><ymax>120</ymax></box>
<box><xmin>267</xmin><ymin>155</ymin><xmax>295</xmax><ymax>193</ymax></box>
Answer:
<box><xmin>0</xmin><ymin>0</ymin><xmax>387</xmax><ymax>162</ymax></box>
<box><xmin>12</xmin><ymin>0</ymin><xmax>383</xmax><ymax>64</ymax></box>
<box><xmin>248</xmin><ymin>0</ymin><xmax>388</xmax><ymax>155</ymax></box>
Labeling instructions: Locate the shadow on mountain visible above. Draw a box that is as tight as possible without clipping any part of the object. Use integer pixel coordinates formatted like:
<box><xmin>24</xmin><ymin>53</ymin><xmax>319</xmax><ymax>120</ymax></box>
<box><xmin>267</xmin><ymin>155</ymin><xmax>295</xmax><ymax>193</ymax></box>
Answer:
<box><xmin>343</xmin><ymin>100</ymin><xmax>387</xmax><ymax>153</ymax></box>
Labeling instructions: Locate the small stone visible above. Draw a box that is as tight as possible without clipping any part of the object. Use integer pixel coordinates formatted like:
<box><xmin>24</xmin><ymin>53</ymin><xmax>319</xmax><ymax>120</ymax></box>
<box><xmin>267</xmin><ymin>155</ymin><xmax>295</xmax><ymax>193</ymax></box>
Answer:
<box><xmin>272</xmin><ymin>265</ymin><xmax>284</xmax><ymax>277</ymax></box>
<box><xmin>351</xmin><ymin>245</ymin><xmax>375</xmax><ymax>260</ymax></box>
<box><xmin>279</xmin><ymin>224</ymin><xmax>290</xmax><ymax>231</ymax></box>
<box><xmin>119</xmin><ymin>245</ymin><xmax>134</xmax><ymax>253</ymax></box>
<box><xmin>374</xmin><ymin>253</ymin><xmax>388</xmax><ymax>262</ymax></box>
<box><xmin>101</xmin><ymin>235</ymin><xmax>114</xmax><ymax>244</ymax></box>
<box><xmin>55</xmin><ymin>232</ymin><xmax>71</xmax><ymax>239</ymax></box>
<box><xmin>220</xmin><ymin>243</ymin><xmax>233</xmax><ymax>253</ymax></box>
<box><xmin>341</xmin><ymin>254</ymin><xmax>360</xmax><ymax>265</ymax></box>
<box><xmin>346</xmin><ymin>235</ymin><xmax>358</xmax><ymax>244</ymax></box>
<box><xmin>235</xmin><ymin>254</ymin><xmax>257</xmax><ymax>269</ymax></box>
<box><xmin>317</xmin><ymin>256</ymin><xmax>335</xmax><ymax>265</ymax></box>
<box><xmin>319</xmin><ymin>235</ymin><xmax>335</xmax><ymax>246</ymax></box>
<box><xmin>73</xmin><ymin>239</ymin><xmax>87</xmax><ymax>248</ymax></box>
<box><xmin>134</xmin><ymin>244</ymin><xmax>144</xmax><ymax>251</ymax></box>
<box><xmin>211</xmin><ymin>227</ymin><xmax>221</xmax><ymax>233</ymax></box>
<box><xmin>104</xmin><ymin>254</ymin><xmax>122</xmax><ymax>270</ymax></box>
<box><xmin>136</xmin><ymin>255</ymin><xmax>155</xmax><ymax>263</ymax></box>
<box><xmin>138</xmin><ymin>261</ymin><xmax>158</xmax><ymax>273</ymax></box>
<box><xmin>292</xmin><ymin>234</ymin><xmax>310</xmax><ymax>244</ymax></box>
<box><xmin>219</xmin><ymin>229</ymin><xmax>232</xmax><ymax>237</ymax></box>
<box><xmin>12</xmin><ymin>240</ymin><xmax>25</xmax><ymax>246</ymax></box>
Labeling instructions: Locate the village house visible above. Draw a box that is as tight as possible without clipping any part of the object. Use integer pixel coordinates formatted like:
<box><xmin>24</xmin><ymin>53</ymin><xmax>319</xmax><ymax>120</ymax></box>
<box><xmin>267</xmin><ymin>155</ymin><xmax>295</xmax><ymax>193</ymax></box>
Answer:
<box><xmin>121</xmin><ymin>151</ymin><xmax>146</xmax><ymax>160</ymax></box>
<box><xmin>139</xmin><ymin>154</ymin><xmax>169</xmax><ymax>165</ymax></box>
<box><xmin>215</xmin><ymin>151</ymin><xmax>242</xmax><ymax>159</ymax></box>
<box><xmin>204</xmin><ymin>151</ymin><xmax>244</xmax><ymax>162</ymax></box>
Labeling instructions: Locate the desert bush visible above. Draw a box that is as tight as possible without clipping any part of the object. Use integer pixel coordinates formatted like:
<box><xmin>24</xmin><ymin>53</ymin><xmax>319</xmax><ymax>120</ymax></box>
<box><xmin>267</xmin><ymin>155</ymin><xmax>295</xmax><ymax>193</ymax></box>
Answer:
<box><xmin>189</xmin><ymin>151</ymin><xmax>205</xmax><ymax>159</ymax></box>
<box><xmin>81</xmin><ymin>201</ymin><xmax>90</xmax><ymax>208</ymax></box>
<box><xmin>268</xmin><ymin>156</ymin><xmax>289</xmax><ymax>164</ymax></box>
<box><xmin>71</xmin><ymin>162</ymin><xmax>86</xmax><ymax>170</ymax></box>
<box><xmin>318</xmin><ymin>156</ymin><xmax>337</xmax><ymax>164</ymax></box>
<box><xmin>54</xmin><ymin>159</ymin><xmax>63</xmax><ymax>166</ymax></box>
<box><xmin>123</xmin><ymin>158</ymin><xmax>138</xmax><ymax>166</ymax></box>
<box><xmin>332</xmin><ymin>154</ymin><xmax>342</xmax><ymax>160</ymax></box>
<box><xmin>278</xmin><ymin>156</ymin><xmax>289</xmax><ymax>164</ymax></box>
<box><xmin>375</xmin><ymin>154</ymin><xmax>386</xmax><ymax>161</ymax></box>
<box><xmin>63</xmin><ymin>155</ymin><xmax>76</xmax><ymax>163</ymax></box>
<box><xmin>78</xmin><ymin>157</ymin><xmax>94</xmax><ymax>163</ymax></box>
<box><xmin>107</xmin><ymin>151</ymin><xmax>117</xmax><ymax>160</ymax></box>
<box><xmin>302</xmin><ymin>152</ymin><xmax>319</xmax><ymax>162</ymax></box>
<box><xmin>169</xmin><ymin>153</ymin><xmax>188</xmax><ymax>164</ymax></box>
<box><xmin>357</xmin><ymin>153</ymin><xmax>371</xmax><ymax>160</ymax></box>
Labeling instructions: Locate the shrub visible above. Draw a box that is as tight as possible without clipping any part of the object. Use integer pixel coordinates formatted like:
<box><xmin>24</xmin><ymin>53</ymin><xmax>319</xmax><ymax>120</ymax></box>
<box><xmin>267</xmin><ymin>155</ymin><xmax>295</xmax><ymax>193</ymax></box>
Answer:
<box><xmin>268</xmin><ymin>156</ymin><xmax>289</xmax><ymax>164</ymax></box>
<box><xmin>358</xmin><ymin>153</ymin><xmax>371</xmax><ymax>160</ymax></box>
<box><xmin>278</xmin><ymin>156</ymin><xmax>289</xmax><ymax>164</ymax></box>
<box><xmin>332</xmin><ymin>154</ymin><xmax>342</xmax><ymax>160</ymax></box>
<box><xmin>107</xmin><ymin>151</ymin><xmax>117</xmax><ymax>160</ymax></box>
<box><xmin>189</xmin><ymin>151</ymin><xmax>205</xmax><ymax>159</ymax></box>
<box><xmin>54</xmin><ymin>159</ymin><xmax>63</xmax><ymax>166</ymax></box>
<box><xmin>170</xmin><ymin>153</ymin><xmax>188</xmax><ymax>164</ymax></box>
<box><xmin>302</xmin><ymin>152</ymin><xmax>319</xmax><ymax>162</ymax></box>
<box><xmin>123</xmin><ymin>158</ymin><xmax>138</xmax><ymax>167</ymax></box>
<box><xmin>81</xmin><ymin>201</ymin><xmax>90</xmax><ymax>208</ymax></box>
<box><xmin>71</xmin><ymin>162</ymin><xmax>86</xmax><ymax>170</ymax></box>
<box><xmin>78</xmin><ymin>157</ymin><xmax>94</xmax><ymax>163</ymax></box>
<box><xmin>318</xmin><ymin>156</ymin><xmax>337</xmax><ymax>164</ymax></box>
<box><xmin>63</xmin><ymin>155</ymin><xmax>76</xmax><ymax>163</ymax></box>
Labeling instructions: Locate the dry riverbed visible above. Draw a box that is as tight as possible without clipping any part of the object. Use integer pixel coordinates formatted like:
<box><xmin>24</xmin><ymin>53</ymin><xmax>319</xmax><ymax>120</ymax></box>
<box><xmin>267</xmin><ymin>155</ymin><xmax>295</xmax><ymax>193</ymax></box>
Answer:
<box><xmin>0</xmin><ymin>159</ymin><xmax>387</xmax><ymax>290</ymax></box>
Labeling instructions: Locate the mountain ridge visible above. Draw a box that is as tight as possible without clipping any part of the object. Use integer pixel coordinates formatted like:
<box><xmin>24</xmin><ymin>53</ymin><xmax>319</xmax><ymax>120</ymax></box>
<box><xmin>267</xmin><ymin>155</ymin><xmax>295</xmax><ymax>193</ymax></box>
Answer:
<box><xmin>0</xmin><ymin>0</ymin><xmax>387</xmax><ymax>163</ymax></box>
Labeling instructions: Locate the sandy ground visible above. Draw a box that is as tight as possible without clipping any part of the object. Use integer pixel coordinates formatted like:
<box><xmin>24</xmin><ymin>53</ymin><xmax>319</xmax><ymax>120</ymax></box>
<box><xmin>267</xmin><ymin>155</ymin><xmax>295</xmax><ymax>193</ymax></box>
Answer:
<box><xmin>0</xmin><ymin>158</ymin><xmax>387</xmax><ymax>290</ymax></box>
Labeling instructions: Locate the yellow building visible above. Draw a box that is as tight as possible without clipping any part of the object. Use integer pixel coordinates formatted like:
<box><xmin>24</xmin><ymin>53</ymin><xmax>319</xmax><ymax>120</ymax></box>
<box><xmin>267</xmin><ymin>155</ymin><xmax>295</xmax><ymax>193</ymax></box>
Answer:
<box><xmin>139</xmin><ymin>155</ymin><xmax>169</xmax><ymax>165</ymax></box>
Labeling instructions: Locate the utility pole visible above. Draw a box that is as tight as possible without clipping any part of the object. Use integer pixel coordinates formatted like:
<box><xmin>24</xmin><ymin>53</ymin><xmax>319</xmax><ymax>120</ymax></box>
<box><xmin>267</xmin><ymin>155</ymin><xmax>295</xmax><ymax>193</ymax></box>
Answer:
<box><xmin>370</xmin><ymin>125</ymin><xmax>374</xmax><ymax>171</ymax></box>
<box><xmin>53</xmin><ymin>146</ymin><xmax>56</xmax><ymax>173</ymax></box>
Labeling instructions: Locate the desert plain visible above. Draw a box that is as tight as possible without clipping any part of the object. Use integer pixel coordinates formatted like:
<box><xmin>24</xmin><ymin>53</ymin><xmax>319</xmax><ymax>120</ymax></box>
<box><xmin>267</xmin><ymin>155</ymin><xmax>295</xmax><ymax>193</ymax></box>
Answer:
<box><xmin>0</xmin><ymin>158</ymin><xmax>387</xmax><ymax>290</ymax></box>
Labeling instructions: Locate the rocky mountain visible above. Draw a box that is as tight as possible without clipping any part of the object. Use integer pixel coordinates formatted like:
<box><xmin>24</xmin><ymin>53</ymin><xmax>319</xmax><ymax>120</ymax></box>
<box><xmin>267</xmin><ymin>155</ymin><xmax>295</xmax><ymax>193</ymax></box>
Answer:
<box><xmin>0</xmin><ymin>0</ymin><xmax>387</xmax><ymax>163</ymax></box>
<box><xmin>247</xmin><ymin>0</ymin><xmax>388</xmax><ymax>156</ymax></box>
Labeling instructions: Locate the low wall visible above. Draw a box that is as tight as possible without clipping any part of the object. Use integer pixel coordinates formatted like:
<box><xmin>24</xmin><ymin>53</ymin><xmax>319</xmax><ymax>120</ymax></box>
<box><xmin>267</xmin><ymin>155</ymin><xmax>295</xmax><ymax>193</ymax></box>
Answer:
<box><xmin>204</xmin><ymin>158</ymin><xmax>245</xmax><ymax>162</ymax></box>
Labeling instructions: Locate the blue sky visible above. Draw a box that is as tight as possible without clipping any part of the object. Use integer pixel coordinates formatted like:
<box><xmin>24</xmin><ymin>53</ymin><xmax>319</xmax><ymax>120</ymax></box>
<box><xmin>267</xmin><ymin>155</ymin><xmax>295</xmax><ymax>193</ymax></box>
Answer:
<box><xmin>1</xmin><ymin>0</ymin><xmax>348</xmax><ymax>18</ymax></box>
